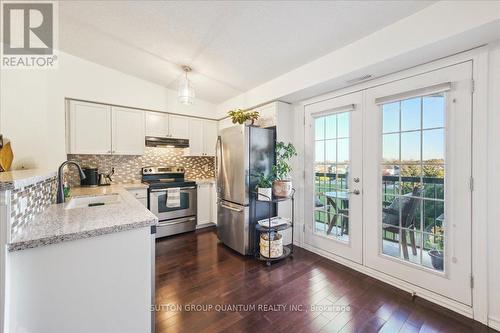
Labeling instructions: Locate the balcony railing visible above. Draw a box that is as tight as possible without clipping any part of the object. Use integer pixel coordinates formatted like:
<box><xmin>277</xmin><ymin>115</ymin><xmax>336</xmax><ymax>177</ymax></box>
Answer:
<box><xmin>315</xmin><ymin>172</ymin><xmax>444</xmax><ymax>244</ymax></box>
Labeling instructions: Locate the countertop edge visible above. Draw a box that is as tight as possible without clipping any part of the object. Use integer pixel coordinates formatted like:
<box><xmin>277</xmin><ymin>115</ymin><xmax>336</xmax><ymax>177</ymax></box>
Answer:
<box><xmin>8</xmin><ymin>218</ymin><xmax>157</xmax><ymax>252</ymax></box>
<box><xmin>0</xmin><ymin>170</ymin><xmax>57</xmax><ymax>190</ymax></box>
<box><xmin>191</xmin><ymin>178</ymin><xmax>216</xmax><ymax>184</ymax></box>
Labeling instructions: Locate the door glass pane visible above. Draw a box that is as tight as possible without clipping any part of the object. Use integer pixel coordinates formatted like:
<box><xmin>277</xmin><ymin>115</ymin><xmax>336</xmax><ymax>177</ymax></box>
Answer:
<box><xmin>325</xmin><ymin>115</ymin><xmax>337</xmax><ymax>139</ymax></box>
<box><xmin>315</xmin><ymin>141</ymin><xmax>324</xmax><ymax>163</ymax></box>
<box><xmin>383</xmin><ymin>102</ymin><xmax>400</xmax><ymax>133</ymax></box>
<box><xmin>380</xmin><ymin>93</ymin><xmax>446</xmax><ymax>272</ymax></box>
<box><xmin>315</xmin><ymin>118</ymin><xmax>325</xmax><ymax>140</ymax></box>
<box><xmin>423</xmin><ymin>95</ymin><xmax>445</xmax><ymax>129</ymax></box>
<box><xmin>337</xmin><ymin>112</ymin><xmax>350</xmax><ymax>138</ymax></box>
<box><xmin>423</xmin><ymin>129</ymin><xmax>444</xmax><ymax>162</ymax></box>
<box><xmin>325</xmin><ymin>140</ymin><xmax>336</xmax><ymax>164</ymax></box>
<box><xmin>401</xmin><ymin>98</ymin><xmax>421</xmax><ymax>131</ymax></box>
<box><xmin>401</xmin><ymin>131</ymin><xmax>420</xmax><ymax>163</ymax></box>
<box><xmin>314</xmin><ymin>111</ymin><xmax>351</xmax><ymax>243</ymax></box>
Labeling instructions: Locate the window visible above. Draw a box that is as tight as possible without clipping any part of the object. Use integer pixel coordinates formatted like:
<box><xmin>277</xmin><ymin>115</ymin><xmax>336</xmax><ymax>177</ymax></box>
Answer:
<box><xmin>314</xmin><ymin>111</ymin><xmax>350</xmax><ymax>242</ymax></box>
<box><xmin>381</xmin><ymin>94</ymin><xmax>445</xmax><ymax>271</ymax></box>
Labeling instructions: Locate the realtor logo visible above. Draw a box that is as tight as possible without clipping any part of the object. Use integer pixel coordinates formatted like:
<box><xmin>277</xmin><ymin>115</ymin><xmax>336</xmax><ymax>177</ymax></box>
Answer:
<box><xmin>1</xmin><ymin>1</ymin><xmax>58</xmax><ymax>68</ymax></box>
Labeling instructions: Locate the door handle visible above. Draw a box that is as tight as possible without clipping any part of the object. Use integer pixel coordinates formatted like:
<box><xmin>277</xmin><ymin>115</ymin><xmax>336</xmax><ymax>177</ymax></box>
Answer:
<box><xmin>220</xmin><ymin>203</ymin><xmax>244</xmax><ymax>212</ymax></box>
<box><xmin>150</xmin><ymin>186</ymin><xmax>196</xmax><ymax>193</ymax></box>
<box><xmin>215</xmin><ymin>136</ymin><xmax>221</xmax><ymax>183</ymax></box>
<box><xmin>349</xmin><ymin>189</ymin><xmax>360</xmax><ymax>195</ymax></box>
<box><xmin>158</xmin><ymin>217</ymin><xmax>196</xmax><ymax>227</ymax></box>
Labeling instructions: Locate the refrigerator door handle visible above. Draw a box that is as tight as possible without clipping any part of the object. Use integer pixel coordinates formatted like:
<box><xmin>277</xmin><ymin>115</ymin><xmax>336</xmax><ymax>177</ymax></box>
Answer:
<box><xmin>215</xmin><ymin>135</ymin><xmax>222</xmax><ymax>194</ymax></box>
<box><xmin>220</xmin><ymin>203</ymin><xmax>244</xmax><ymax>212</ymax></box>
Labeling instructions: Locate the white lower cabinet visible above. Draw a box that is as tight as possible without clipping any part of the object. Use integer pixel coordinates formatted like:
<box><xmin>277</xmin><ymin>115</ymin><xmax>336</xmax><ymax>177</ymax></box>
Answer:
<box><xmin>211</xmin><ymin>183</ymin><xmax>217</xmax><ymax>225</ymax></box>
<box><xmin>197</xmin><ymin>182</ymin><xmax>216</xmax><ymax>227</ymax></box>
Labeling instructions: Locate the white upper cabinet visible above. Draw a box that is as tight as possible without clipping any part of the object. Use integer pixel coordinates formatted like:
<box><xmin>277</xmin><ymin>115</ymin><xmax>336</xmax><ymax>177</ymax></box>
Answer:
<box><xmin>67</xmin><ymin>101</ymin><xmax>145</xmax><ymax>155</ymax></box>
<box><xmin>111</xmin><ymin>107</ymin><xmax>145</xmax><ymax>155</ymax></box>
<box><xmin>169</xmin><ymin>115</ymin><xmax>190</xmax><ymax>139</ymax></box>
<box><xmin>67</xmin><ymin>101</ymin><xmax>218</xmax><ymax>156</ymax></box>
<box><xmin>146</xmin><ymin>113</ymin><xmax>189</xmax><ymax>139</ymax></box>
<box><xmin>187</xmin><ymin>119</ymin><xmax>218</xmax><ymax>156</ymax></box>
<box><xmin>188</xmin><ymin>119</ymin><xmax>204</xmax><ymax>156</ymax></box>
<box><xmin>145</xmin><ymin>112</ymin><xmax>168</xmax><ymax>137</ymax></box>
<box><xmin>203</xmin><ymin>121</ymin><xmax>218</xmax><ymax>156</ymax></box>
<box><xmin>67</xmin><ymin>101</ymin><xmax>112</xmax><ymax>154</ymax></box>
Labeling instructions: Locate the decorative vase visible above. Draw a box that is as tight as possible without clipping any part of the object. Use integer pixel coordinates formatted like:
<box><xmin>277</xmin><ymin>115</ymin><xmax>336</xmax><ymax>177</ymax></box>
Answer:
<box><xmin>273</xmin><ymin>179</ymin><xmax>292</xmax><ymax>197</ymax></box>
<box><xmin>429</xmin><ymin>250</ymin><xmax>444</xmax><ymax>270</ymax></box>
<box><xmin>260</xmin><ymin>232</ymin><xmax>283</xmax><ymax>258</ymax></box>
<box><xmin>257</xmin><ymin>187</ymin><xmax>272</xmax><ymax>201</ymax></box>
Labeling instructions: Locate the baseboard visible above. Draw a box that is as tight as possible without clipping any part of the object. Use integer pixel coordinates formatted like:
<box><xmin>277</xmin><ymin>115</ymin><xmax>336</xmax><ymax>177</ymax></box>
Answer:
<box><xmin>299</xmin><ymin>242</ymin><xmax>474</xmax><ymax>320</ymax></box>
<box><xmin>195</xmin><ymin>222</ymin><xmax>216</xmax><ymax>230</ymax></box>
<box><xmin>488</xmin><ymin>316</ymin><xmax>500</xmax><ymax>331</ymax></box>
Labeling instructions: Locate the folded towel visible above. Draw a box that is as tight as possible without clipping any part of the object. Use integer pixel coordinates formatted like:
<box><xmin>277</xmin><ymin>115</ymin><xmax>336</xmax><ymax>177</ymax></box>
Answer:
<box><xmin>166</xmin><ymin>187</ymin><xmax>181</xmax><ymax>208</ymax></box>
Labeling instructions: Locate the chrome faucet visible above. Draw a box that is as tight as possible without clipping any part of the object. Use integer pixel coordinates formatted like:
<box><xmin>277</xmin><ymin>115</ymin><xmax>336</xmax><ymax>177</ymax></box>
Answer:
<box><xmin>56</xmin><ymin>161</ymin><xmax>86</xmax><ymax>204</ymax></box>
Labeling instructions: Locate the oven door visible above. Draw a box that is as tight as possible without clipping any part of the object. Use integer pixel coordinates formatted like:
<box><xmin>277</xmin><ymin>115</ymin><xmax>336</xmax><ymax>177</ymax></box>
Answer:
<box><xmin>149</xmin><ymin>186</ymin><xmax>197</xmax><ymax>221</ymax></box>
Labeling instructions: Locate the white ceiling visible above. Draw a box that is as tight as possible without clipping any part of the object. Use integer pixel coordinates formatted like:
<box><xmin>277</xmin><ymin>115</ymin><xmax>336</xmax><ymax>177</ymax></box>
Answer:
<box><xmin>59</xmin><ymin>1</ymin><xmax>434</xmax><ymax>104</ymax></box>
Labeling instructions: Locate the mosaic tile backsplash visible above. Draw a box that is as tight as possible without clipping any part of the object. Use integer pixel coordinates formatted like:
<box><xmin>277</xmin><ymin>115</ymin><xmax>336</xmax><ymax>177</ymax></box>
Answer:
<box><xmin>10</xmin><ymin>177</ymin><xmax>57</xmax><ymax>239</ymax></box>
<box><xmin>66</xmin><ymin>147</ymin><xmax>215</xmax><ymax>186</ymax></box>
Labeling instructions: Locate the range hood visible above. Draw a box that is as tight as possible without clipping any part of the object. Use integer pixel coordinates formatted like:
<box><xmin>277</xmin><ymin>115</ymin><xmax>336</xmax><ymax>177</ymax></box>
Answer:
<box><xmin>145</xmin><ymin>136</ymin><xmax>189</xmax><ymax>148</ymax></box>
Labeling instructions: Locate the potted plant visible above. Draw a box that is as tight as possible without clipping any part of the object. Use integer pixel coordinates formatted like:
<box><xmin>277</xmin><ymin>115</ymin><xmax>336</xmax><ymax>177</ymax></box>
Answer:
<box><xmin>228</xmin><ymin>109</ymin><xmax>260</xmax><ymax>125</ymax></box>
<box><xmin>272</xmin><ymin>141</ymin><xmax>297</xmax><ymax>197</ymax></box>
<box><xmin>426</xmin><ymin>226</ymin><xmax>444</xmax><ymax>270</ymax></box>
<box><xmin>254</xmin><ymin>172</ymin><xmax>273</xmax><ymax>201</ymax></box>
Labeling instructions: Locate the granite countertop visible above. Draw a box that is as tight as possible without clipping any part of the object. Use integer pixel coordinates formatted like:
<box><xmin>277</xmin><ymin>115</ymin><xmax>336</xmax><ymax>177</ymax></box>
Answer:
<box><xmin>0</xmin><ymin>169</ymin><xmax>57</xmax><ymax>190</ymax></box>
<box><xmin>8</xmin><ymin>184</ymin><xmax>158</xmax><ymax>252</ymax></box>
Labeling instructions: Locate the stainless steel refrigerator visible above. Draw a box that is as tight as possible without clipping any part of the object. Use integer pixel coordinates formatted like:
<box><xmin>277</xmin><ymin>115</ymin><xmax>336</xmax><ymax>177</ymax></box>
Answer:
<box><xmin>215</xmin><ymin>125</ymin><xmax>275</xmax><ymax>255</ymax></box>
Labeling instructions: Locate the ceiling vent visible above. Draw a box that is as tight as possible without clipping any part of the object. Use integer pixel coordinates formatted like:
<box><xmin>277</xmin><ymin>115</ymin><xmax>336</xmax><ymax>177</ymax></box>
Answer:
<box><xmin>346</xmin><ymin>74</ymin><xmax>372</xmax><ymax>84</ymax></box>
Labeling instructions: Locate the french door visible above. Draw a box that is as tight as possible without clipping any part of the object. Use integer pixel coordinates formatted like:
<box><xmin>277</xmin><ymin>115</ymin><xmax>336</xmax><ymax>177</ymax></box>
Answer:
<box><xmin>304</xmin><ymin>91</ymin><xmax>363</xmax><ymax>264</ymax></box>
<box><xmin>304</xmin><ymin>62</ymin><xmax>473</xmax><ymax>305</ymax></box>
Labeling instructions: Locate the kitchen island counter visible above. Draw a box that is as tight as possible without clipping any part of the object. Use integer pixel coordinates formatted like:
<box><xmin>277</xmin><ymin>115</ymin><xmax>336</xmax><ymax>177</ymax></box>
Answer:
<box><xmin>8</xmin><ymin>184</ymin><xmax>157</xmax><ymax>252</ymax></box>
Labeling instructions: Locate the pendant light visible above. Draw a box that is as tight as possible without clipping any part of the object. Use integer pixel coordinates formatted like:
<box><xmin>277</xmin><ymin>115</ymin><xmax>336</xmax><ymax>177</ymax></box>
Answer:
<box><xmin>178</xmin><ymin>65</ymin><xmax>195</xmax><ymax>105</ymax></box>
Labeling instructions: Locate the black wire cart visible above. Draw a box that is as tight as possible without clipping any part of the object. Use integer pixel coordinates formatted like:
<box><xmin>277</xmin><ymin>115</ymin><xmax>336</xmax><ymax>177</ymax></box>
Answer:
<box><xmin>253</xmin><ymin>188</ymin><xmax>295</xmax><ymax>266</ymax></box>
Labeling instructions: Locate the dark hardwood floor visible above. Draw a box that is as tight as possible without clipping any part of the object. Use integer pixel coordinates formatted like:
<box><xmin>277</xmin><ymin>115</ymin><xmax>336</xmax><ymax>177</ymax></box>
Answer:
<box><xmin>155</xmin><ymin>228</ymin><xmax>494</xmax><ymax>333</ymax></box>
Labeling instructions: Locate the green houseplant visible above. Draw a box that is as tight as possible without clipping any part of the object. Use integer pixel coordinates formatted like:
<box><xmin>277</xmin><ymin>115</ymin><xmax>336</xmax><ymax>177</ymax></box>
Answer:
<box><xmin>426</xmin><ymin>226</ymin><xmax>444</xmax><ymax>270</ymax></box>
<box><xmin>272</xmin><ymin>141</ymin><xmax>297</xmax><ymax>197</ymax></box>
<box><xmin>254</xmin><ymin>171</ymin><xmax>273</xmax><ymax>201</ymax></box>
<box><xmin>228</xmin><ymin>109</ymin><xmax>260</xmax><ymax>125</ymax></box>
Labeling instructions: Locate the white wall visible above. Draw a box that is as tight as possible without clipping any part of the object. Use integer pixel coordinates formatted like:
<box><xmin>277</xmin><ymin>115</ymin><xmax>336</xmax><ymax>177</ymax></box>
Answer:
<box><xmin>0</xmin><ymin>51</ymin><xmax>217</xmax><ymax>170</ymax></box>
<box><xmin>487</xmin><ymin>41</ymin><xmax>500</xmax><ymax>329</ymax></box>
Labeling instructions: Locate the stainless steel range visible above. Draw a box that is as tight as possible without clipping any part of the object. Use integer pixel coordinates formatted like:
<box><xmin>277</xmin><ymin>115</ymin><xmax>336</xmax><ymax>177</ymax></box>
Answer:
<box><xmin>142</xmin><ymin>166</ymin><xmax>197</xmax><ymax>238</ymax></box>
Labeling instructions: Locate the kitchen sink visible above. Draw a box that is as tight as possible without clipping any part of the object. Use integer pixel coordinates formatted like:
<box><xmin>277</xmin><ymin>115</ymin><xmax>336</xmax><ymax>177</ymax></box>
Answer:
<box><xmin>65</xmin><ymin>194</ymin><xmax>122</xmax><ymax>209</ymax></box>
